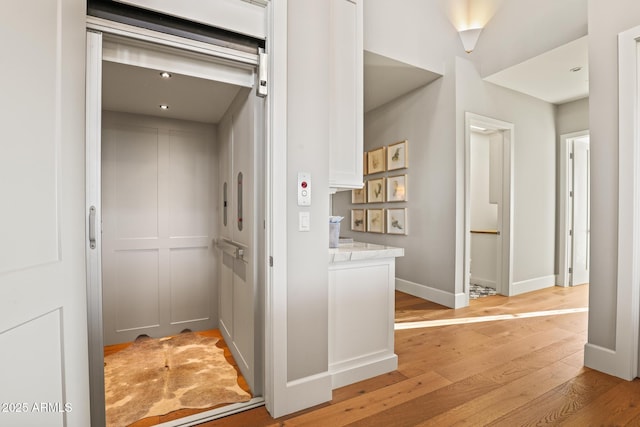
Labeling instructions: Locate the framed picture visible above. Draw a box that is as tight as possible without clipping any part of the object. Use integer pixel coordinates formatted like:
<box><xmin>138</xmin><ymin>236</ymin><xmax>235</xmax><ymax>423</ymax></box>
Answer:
<box><xmin>386</xmin><ymin>174</ymin><xmax>408</xmax><ymax>202</ymax></box>
<box><xmin>351</xmin><ymin>209</ymin><xmax>366</xmax><ymax>232</ymax></box>
<box><xmin>351</xmin><ymin>185</ymin><xmax>366</xmax><ymax>204</ymax></box>
<box><xmin>387</xmin><ymin>208</ymin><xmax>407</xmax><ymax>235</ymax></box>
<box><xmin>367</xmin><ymin>177</ymin><xmax>385</xmax><ymax>203</ymax></box>
<box><xmin>387</xmin><ymin>140</ymin><xmax>408</xmax><ymax>171</ymax></box>
<box><xmin>363</xmin><ymin>152</ymin><xmax>368</xmax><ymax>176</ymax></box>
<box><xmin>367</xmin><ymin>146</ymin><xmax>386</xmax><ymax>174</ymax></box>
<box><xmin>367</xmin><ymin>209</ymin><xmax>385</xmax><ymax>233</ymax></box>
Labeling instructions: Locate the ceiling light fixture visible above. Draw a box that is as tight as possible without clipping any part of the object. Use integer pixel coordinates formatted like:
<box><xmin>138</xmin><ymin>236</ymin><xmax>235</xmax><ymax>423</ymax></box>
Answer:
<box><xmin>159</xmin><ymin>104</ymin><xmax>169</xmax><ymax>110</ymax></box>
<box><xmin>159</xmin><ymin>71</ymin><xmax>172</xmax><ymax>78</ymax></box>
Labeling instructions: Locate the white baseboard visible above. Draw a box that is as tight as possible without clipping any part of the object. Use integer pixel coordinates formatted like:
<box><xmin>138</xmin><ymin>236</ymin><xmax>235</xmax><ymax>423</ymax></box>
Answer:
<box><xmin>330</xmin><ymin>352</ymin><xmax>398</xmax><ymax>389</ymax></box>
<box><xmin>511</xmin><ymin>275</ymin><xmax>555</xmax><ymax>296</ymax></box>
<box><xmin>396</xmin><ymin>278</ymin><xmax>466</xmax><ymax>308</ymax></box>
<box><xmin>584</xmin><ymin>343</ymin><xmax>635</xmax><ymax>381</ymax></box>
<box><xmin>280</xmin><ymin>372</ymin><xmax>332</xmax><ymax>416</ymax></box>
<box><xmin>470</xmin><ymin>277</ymin><xmax>497</xmax><ymax>288</ymax></box>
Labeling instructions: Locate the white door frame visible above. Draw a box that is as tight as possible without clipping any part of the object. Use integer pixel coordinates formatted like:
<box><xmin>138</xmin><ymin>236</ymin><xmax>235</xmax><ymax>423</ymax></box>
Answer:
<box><xmin>464</xmin><ymin>113</ymin><xmax>514</xmax><ymax>302</ymax></box>
<box><xmin>85</xmin><ymin>19</ymin><xmax>276</xmax><ymax>426</ymax></box>
<box><xmin>558</xmin><ymin>130</ymin><xmax>590</xmax><ymax>288</ymax></box>
<box><xmin>584</xmin><ymin>24</ymin><xmax>640</xmax><ymax>381</ymax></box>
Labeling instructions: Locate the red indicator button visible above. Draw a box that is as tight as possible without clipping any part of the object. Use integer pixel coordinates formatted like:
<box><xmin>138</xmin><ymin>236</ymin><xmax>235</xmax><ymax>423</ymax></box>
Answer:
<box><xmin>301</xmin><ymin>181</ymin><xmax>308</xmax><ymax>188</ymax></box>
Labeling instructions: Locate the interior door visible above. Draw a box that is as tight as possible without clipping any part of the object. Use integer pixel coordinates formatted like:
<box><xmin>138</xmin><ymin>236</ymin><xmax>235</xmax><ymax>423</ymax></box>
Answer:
<box><xmin>571</xmin><ymin>137</ymin><xmax>590</xmax><ymax>286</ymax></box>
<box><xmin>218</xmin><ymin>88</ymin><xmax>259</xmax><ymax>392</ymax></box>
<box><xmin>101</xmin><ymin>113</ymin><xmax>217</xmax><ymax>345</ymax></box>
<box><xmin>490</xmin><ymin>131</ymin><xmax>504</xmax><ymax>295</ymax></box>
<box><xmin>0</xmin><ymin>1</ymin><xmax>91</xmax><ymax>426</ymax></box>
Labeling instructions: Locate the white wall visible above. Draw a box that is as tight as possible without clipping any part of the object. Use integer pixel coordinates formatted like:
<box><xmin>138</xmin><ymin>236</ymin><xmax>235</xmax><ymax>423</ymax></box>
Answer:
<box><xmin>333</xmin><ymin>75</ymin><xmax>458</xmax><ymax>300</ymax></box>
<box><xmin>556</xmin><ymin>97</ymin><xmax>589</xmax><ymax>136</ymax></box>
<box><xmin>363</xmin><ymin>0</ymin><xmax>465</xmax><ymax>73</ymax></box>
<box><xmin>456</xmin><ymin>57</ymin><xmax>557</xmax><ymax>288</ymax></box>
<box><xmin>470</xmin><ymin>0</ymin><xmax>588</xmax><ymax>77</ymax></box>
<box><xmin>286</xmin><ymin>0</ymin><xmax>330</xmax><ymax>381</ymax></box>
<box><xmin>586</xmin><ymin>0</ymin><xmax>640</xmax><ymax>353</ymax></box>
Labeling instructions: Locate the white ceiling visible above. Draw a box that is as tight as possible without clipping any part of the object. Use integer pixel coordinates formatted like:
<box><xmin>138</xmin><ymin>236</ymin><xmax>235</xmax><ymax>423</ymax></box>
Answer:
<box><xmin>102</xmin><ymin>61</ymin><xmax>241</xmax><ymax>124</ymax></box>
<box><xmin>364</xmin><ymin>51</ymin><xmax>442</xmax><ymax>112</ymax></box>
<box><xmin>103</xmin><ymin>36</ymin><xmax>587</xmax><ymax>124</ymax></box>
<box><xmin>484</xmin><ymin>36</ymin><xmax>589</xmax><ymax>105</ymax></box>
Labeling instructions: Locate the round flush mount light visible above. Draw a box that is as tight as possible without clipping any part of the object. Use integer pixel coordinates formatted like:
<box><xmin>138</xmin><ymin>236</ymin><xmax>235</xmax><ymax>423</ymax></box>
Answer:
<box><xmin>569</xmin><ymin>66</ymin><xmax>583</xmax><ymax>73</ymax></box>
<box><xmin>159</xmin><ymin>71</ymin><xmax>172</xmax><ymax>79</ymax></box>
<box><xmin>159</xmin><ymin>104</ymin><xmax>169</xmax><ymax>110</ymax></box>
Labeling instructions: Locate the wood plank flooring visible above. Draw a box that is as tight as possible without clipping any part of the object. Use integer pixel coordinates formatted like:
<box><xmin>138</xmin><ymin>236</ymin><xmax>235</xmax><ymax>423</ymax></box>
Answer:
<box><xmin>197</xmin><ymin>285</ymin><xmax>640</xmax><ymax>426</ymax></box>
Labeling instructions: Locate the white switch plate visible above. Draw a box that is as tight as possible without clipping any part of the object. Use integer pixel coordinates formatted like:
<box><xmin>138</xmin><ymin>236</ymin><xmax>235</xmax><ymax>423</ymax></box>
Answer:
<box><xmin>299</xmin><ymin>211</ymin><xmax>310</xmax><ymax>231</ymax></box>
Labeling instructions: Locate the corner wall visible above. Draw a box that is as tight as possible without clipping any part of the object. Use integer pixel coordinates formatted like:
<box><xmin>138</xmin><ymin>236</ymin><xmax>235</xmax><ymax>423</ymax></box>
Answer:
<box><xmin>586</xmin><ymin>0</ymin><xmax>640</xmax><ymax>355</ymax></box>
<box><xmin>286</xmin><ymin>0</ymin><xmax>330</xmax><ymax>382</ymax></box>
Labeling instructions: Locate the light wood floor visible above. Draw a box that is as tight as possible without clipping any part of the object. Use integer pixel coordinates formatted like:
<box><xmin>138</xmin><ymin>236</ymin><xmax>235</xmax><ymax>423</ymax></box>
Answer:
<box><xmin>197</xmin><ymin>284</ymin><xmax>640</xmax><ymax>426</ymax></box>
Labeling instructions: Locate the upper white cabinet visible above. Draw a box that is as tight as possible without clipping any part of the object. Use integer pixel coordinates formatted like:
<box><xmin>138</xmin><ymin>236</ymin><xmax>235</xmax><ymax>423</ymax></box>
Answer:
<box><xmin>329</xmin><ymin>0</ymin><xmax>364</xmax><ymax>190</ymax></box>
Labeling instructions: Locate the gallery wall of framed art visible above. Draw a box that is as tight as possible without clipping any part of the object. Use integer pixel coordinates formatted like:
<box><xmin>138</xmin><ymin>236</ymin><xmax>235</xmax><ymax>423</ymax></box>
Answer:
<box><xmin>350</xmin><ymin>140</ymin><xmax>409</xmax><ymax>235</ymax></box>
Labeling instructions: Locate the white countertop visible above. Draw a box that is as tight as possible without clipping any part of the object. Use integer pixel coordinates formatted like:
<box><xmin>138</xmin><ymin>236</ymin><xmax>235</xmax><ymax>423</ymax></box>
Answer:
<box><xmin>328</xmin><ymin>241</ymin><xmax>404</xmax><ymax>263</ymax></box>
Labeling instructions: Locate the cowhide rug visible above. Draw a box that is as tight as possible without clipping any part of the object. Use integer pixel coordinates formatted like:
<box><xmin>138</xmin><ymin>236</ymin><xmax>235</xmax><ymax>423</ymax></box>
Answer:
<box><xmin>104</xmin><ymin>332</ymin><xmax>251</xmax><ymax>427</ymax></box>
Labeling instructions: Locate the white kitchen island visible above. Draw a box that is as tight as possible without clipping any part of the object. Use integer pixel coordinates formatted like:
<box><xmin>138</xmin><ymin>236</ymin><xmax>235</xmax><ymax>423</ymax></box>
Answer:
<box><xmin>328</xmin><ymin>242</ymin><xmax>404</xmax><ymax>389</ymax></box>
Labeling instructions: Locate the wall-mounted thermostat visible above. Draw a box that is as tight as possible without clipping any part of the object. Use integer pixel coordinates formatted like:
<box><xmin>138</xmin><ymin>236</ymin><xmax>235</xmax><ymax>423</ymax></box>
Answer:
<box><xmin>297</xmin><ymin>172</ymin><xmax>311</xmax><ymax>206</ymax></box>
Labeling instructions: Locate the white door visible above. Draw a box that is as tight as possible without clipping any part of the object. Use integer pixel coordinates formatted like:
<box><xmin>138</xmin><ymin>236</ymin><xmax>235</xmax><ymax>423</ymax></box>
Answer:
<box><xmin>571</xmin><ymin>137</ymin><xmax>590</xmax><ymax>286</ymax></box>
<box><xmin>101</xmin><ymin>113</ymin><xmax>217</xmax><ymax>345</ymax></box>
<box><xmin>217</xmin><ymin>88</ymin><xmax>260</xmax><ymax>393</ymax></box>
<box><xmin>0</xmin><ymin>1</ymin><xmax>91</xmax><ymax>426</ymax></box>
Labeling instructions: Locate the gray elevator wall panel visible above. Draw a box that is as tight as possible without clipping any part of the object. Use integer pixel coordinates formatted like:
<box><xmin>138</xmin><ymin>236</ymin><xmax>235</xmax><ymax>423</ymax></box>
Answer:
<box><xmin>110</xmin><ymin>124</ymin><xmax>160</xmax><ymax>239</ymax></box>
<box><xmin>170</xmin><ymin>247</ymin><xmax>211</xmax><ymax>323</ymax></box>
<box><xmin>102</xmin><ymin>111</ymin><xmax>217</xmax><ymax>345</ymax></box>
<box><xmin>169</xmin><ymin>129</ymin><xmax>211</xmax><ymax>238</ymax></box>
<box><xmin>115</xmin><ymin>249</ymin><xmax>160</xmax><ymax>332</ymax></box>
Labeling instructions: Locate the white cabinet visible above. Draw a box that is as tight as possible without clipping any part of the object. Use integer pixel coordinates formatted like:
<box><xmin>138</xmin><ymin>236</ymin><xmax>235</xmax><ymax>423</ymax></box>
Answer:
<box><xmin>328</xmin><ymin>243</ymin><xmax>403</xmax><ymax>388</ymax></box>
<box><xmin>329</xmin><ymin>0</ymin><xmax>364</xmax><ymax>190</ymax></box>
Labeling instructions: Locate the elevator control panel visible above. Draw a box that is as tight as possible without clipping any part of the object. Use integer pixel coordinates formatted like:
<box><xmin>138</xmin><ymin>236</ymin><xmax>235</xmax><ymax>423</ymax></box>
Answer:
<box><xmin>297</xmin><ymin>172</ymin><xmax>311</xmax><ymax>206</ymax></box>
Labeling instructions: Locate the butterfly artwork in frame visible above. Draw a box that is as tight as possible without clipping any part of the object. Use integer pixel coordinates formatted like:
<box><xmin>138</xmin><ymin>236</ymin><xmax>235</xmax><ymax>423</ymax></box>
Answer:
<box><xmin>351</xmin><ymin>209</ymin><xmax>366</xmax><ymax>232</ymax></box>
<box><xmin>367</xmin><ymin>146</ymin><xmax>386</xmax><ymax>174</ymax></box>
<box><xmin>387</xmin><ymin>140</ymin><xmax>408</xmax><ymax>171</ymax></box>
<box><xmin>351</xmin><ymin>184</ymin><xmax>366</xmax><ymax>204</ymax></box>
<box><xmin>386</xmin><ymin>174</ymin><xmax>407</xmax><ymax>202</ymax></box>
<box><xmin>367</xmin><ymin>208</ymin><xmax>385</xmax><ymax>233</ymax></box>
<box><xmin>386</xmin><ymin>208</ymin><xmax>407</xmax><ymax>235</ymax></box>
<box><xmin>367</xmin><ymin>177</ymin><xmax>385</xmax><ymax>203</ymax></box>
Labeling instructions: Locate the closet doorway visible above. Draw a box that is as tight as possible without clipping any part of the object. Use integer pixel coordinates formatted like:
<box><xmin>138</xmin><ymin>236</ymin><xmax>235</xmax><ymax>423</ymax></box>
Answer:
<box><xmin>86</xmin><ymin>24</ymin><xmax>265</xmax><ymax>427</ymax></box>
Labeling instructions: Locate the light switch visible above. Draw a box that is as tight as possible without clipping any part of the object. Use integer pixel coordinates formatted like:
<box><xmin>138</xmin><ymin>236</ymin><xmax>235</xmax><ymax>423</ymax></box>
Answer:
<box><xmin>299</xmin><ymin>211</ymin><xmax>310</xmax><ymax>231</ymax></box>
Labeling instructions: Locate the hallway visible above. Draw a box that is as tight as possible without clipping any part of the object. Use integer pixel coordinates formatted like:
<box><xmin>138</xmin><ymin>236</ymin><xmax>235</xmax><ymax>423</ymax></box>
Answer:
<box><xmin>198</xmin><ymin>285</ymin><xmax>640</xmax><ymax>426</ymax></box>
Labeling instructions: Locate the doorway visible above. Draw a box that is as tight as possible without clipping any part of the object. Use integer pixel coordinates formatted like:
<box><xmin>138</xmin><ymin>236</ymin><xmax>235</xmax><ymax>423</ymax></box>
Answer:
<box><xmin>465</xmin><ymin>113</ymin><xmax>514</xmax><ymax>300</ymax></box>
<box><xmin>559</xmin><ymin>131</ymin><xmax>590</xmax><ymax>287</ymax></box>
<box><xmin>86</xmin><ymin>27</ymin><xmax>265</xmax><ymax>427</ymax></box>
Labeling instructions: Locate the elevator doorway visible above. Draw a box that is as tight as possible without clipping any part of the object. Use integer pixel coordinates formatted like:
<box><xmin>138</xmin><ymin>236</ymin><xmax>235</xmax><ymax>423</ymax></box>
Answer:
<box><xmin>86</xmin><ymin>27</ymin><xmax>265</xmax><ymax>427</ymax></box>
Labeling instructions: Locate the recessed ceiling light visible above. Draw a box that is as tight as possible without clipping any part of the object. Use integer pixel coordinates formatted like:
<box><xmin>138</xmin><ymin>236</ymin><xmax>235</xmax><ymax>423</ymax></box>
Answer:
<box><xmin>569</xmin><ymin>67</ymin><xmax>583</xmax><ymax>73</ymax></box>
<box><xmin>159</xmin><ymin>104</ymin><xmax>169</xmax><ymax>110</ymax></box>
<box><xmin>159</xmin><ymin>71</ymin><xmax>172</xmax><ymax>79</ymax></box>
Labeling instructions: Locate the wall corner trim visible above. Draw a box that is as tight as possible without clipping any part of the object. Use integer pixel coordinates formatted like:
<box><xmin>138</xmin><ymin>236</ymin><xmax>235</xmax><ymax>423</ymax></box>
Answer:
<box><xmin>271</xmin><ymin>372</ymin><xmax>332</xmax><ymax>418</ymax></box>
<box><xmin>396</xmin><ymin>278</ymin><xmax>466</xmax><ymax>308</ymax></box>
<box><xmin>584</xmin><ymin>343</ymin><xmax>635</xmax><ymax>381</ymax></box>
